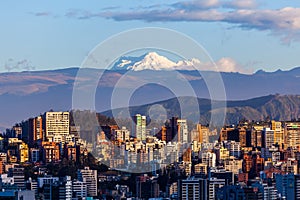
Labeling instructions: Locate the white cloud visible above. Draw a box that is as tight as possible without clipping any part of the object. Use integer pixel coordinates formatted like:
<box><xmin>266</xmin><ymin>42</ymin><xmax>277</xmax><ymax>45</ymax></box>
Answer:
<box><xmin>172</xmin><ymin>0</ymin><xmax>220</xmax><ymax>10</ymax></box>
<box><xmin>100</xmin><ymin>2</ymin><xmax>300</xmax><ymax>42</ymax></box>
<box><xmin>223</xmin><ymin>0</ymin><xmax>257</xmax><ymax>9</ymax></box>
<box><xmin>227</xmin><ymin>7</ymin><xmax>300</xmax><ymax>31</ymax></box>
<box><xmin>103</xmin><ymin>6</ymin><xmax>300</xmax><ymax>31</ymax></box>
<box><xmin>216</xmin><ymin>57</ymin><xmax>244</xmax><ymax>73</ymax></box>
<box><xmin>194</xmin><ymin>57</ymin><xmax>251</xmax><ymax>73</ymax></box>
<box><xmin>33</xmin><ymin>0</ymin><xmax>300</xmax><ymax>42</ymax></box>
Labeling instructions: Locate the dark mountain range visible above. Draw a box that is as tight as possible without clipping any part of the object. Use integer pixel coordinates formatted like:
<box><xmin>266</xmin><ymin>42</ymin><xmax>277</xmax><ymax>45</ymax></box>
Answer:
<box><xmin>102</xmin><ymin>94</ymin><xmax>300</xmax><ymax>125</ymax></box>
<box><xmin>0</xmin><ymin>66</ymin><xmax>300</xmax><ymax>130</ymax></box>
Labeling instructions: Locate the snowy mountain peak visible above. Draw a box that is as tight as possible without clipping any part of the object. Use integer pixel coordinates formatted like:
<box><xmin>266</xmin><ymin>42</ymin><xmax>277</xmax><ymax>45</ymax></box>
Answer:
<box><xmin>144</xmin><ymin>52</ymin><xmax>161</xmax><ymax>59</ymax></box>
<box><xmin>145</xmin><ymin>52</ymin><xmax>167</xmax><ymax>61</ymax></box>
<box><xmin>111</xmin><ymin>52</ymin><xmax>200</xmax><ymax>71</ymax></box>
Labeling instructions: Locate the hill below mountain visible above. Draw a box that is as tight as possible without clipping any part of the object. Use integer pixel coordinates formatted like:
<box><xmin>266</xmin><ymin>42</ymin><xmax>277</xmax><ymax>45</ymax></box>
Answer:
<box><xmin>0</xmin><ymin>66</ymin><xmax>300</xmax><ymax>130</ymax></box>
<box><xmin>102</xmin><ymin>95</ymin><xmax>300</xmax><ymax>125</ymax></box>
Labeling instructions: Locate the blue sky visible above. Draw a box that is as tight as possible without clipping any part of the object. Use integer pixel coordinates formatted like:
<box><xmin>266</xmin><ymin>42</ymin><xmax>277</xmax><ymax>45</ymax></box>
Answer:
<box><xmin>1</xmin><ymin>0</ymin><xmax>300</xmax><ymax>73</ymax></box>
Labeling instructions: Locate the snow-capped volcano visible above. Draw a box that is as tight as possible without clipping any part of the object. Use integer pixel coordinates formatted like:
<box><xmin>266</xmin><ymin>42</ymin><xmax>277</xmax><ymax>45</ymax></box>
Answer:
<box><xmin>111</xmin><ymin>52</ymin><xmax>201</xmax><ymax>71</ymax></box>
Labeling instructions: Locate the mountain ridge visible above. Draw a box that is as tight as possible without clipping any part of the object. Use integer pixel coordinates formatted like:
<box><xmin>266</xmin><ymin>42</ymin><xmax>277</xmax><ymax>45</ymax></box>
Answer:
<box><xmin>102</xmin><ymin>94</ymin><xmax>300</xmax><ymax>125</ymax></box>
<box><xmin>0</xmin><ymin>66</ymin><xmax>300</xmax><ymax>130</ymax></box>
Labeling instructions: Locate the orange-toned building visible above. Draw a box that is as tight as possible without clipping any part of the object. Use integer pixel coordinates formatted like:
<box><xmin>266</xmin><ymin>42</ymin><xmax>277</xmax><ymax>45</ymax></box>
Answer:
<box><xmin>0</xmin><ymin>158</ymin><xmax>4</xmax><ymax>174</ymax></box>
<box><xmin>251</xmin><ymin>126</ymin><xmax>263</xmax><ymax>148</ymax></box>
<box><xmin>64</xmin><ymin>143</ymin><xmax>77</xmax><ymax>162</ymax></box>
<box><xmin>182</xmin><ymin>148</ymin><xmax>192</xmax><ymax>163</ymax></box>
<box><xmin>220</xmin><ymin>127</ymin><xmax>234</xmax><ymax>142</ymax></box>
<box><xmin>238</xmin><ymin>173</ymin><xmax>248</xmax><ymax>183</ymax></box>
<box><xmin>159</xmin><ymin>126</ymin><xmax>172</xmax><ymax>142</ymax></box>
<box><xmin>33</xmin><ymin>116</ymin><xmax>44</xmax><ymax>143</ymax></box>
<box><xmin>243</xmin><ymin>154</ymin><xmax>252</xmax><ymax>173</ymax></box>
<box><xmin>238</xmin><ymin>127</ymin><xmax>247</xmax><ymax>147</ymax></box>
<box><xmin>42</xmin><ymin>142</ymin><xmax>60</xmax><ymax>163</ymax></box>
<box><xmin>195</xmin><ymin>124</ymin><xmax>210</xmax><ymax>144</ymax></box>
<box><xmin>252</xmin><ymin>154</ymin><xmax>264</xmax><ymax>176</ymax></box>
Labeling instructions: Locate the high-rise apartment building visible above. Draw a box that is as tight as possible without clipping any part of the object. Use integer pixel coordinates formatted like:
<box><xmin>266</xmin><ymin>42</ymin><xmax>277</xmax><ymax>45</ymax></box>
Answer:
<box><xmin>42</xmin><ymin>142</ymin><xmax>60</xmax><ymax>163</ymax></box>
<box><xmin>133</xmin><ymin>114</ymin><xmax>146</xmax><ymax>141</ymax></box>
<box><xmin>177</xmin><ymin>119</ymin><xmax>188</xmax><ymax>144</ymax></box>
<box><xmin>78</xmin><ymin>167</ymin><xmax>97</xmax><ymax>197</ymax></box>
<box><xmin>30</xmin><ymin>148</ymin><xmax>40</xmax><ymax>162</ymax></box>
<box><xmin>19</xmin><ymin>142</ymin><xmax>29</xmax><ymax>163</ymax></box>
<box><xmin>201</xmin><ymin>151</ymin><xmax>216</xmax><ymax>168</ymax></box>
<box><xmin>179</xmin><ymin>176</ymin><xmax>226</xmax><ymax>200</ymax></box>
<box><xmin>72</xmin><ymin>180</ymin><xmax>87</xmax><ymax>198</ymax></box>
<box><xmin>271</xmin><ymin>120</ymin><xmax>284</xmax><ymax>147</ymax></box>
<box><xmin>34</xmin><ymin>116</ymin><xmax>44</xmax><ymax>143</ymax></box>
<box><xmin>208</xmin><ymin>178</ymin><xmax>226</xmax><ymax>200</ymax></box>
<box><xmin>226</xmin><ymin>141</ymin><xmax>241</xmax><ymax>158</ymax></box>
<box><xmin>12</xmin><ymin>126</ymin><xmax>22</xmax><ymax>139</ymax></box>
<box><xmin>8</xmin><ymin>167</ymin><xmax>25</xmax><ymax>190</ymax></box>
<box><xmin>261</xmin><ymin>183</ymin><xmax>278</xmax><ymax>200</ymax></box>
<box><xmin>220</xmin><ymin>127</ymin><xmax>234</xmax><ymax>142</ymax></box>
<box><xmin>224</xmin><ymin>158</ymin><xmax>243</xmax><ymax>175</ymax></box>
<box><xmin>263</xmin><ymin>128</ymin><xmax>275</xmax><ymax>149</ymax></box>
<box><xmin>159</xmin><ymin>126</ymin><xmax>173</xmax><ymax>142</ymax></box>
<box><xmin>114</xmin><ymin>126</ymin><xmax>130</xmax><ymax>141</ymax></box>
<box><xmin>251</xmin><ymin>126</ymin><xmax>263</xmax><ymax>148</ymax></box>
<box><xmin>238</xmin><ymin>127</ymin><xmax>247</xmax><ymax>147</ymax></box>
<box><xmin>21</xmin><ymin>116</ymin><xmax>44</xmax><ymax>147</ymax></box>
<box><xmin>63</xmin><ymin>176</ymin><xmax>72</xmax><ymax>200</ymax></box>
<box><xmin>275</xmin><ymin>173</ymin><xmax>295</xmax><ymax>200</ymax></box>
<box><xmin>179</xmin><ymin>177</ymin><xmax>207</xmax><ymax>200</ymax></box>
<box><xmin>45</xmin><ymin>112</ymin><xmax>70</xmax><ymax>143</ymax></box>
<box><xmin>196</xmin><ymin>124</ymin><xmax>209</xmax><ymax>144</ymax></box>
<box><xmin>285</xmin><ymin>121</ymin><xmax>300</xmax><ymax>150</ymax></box>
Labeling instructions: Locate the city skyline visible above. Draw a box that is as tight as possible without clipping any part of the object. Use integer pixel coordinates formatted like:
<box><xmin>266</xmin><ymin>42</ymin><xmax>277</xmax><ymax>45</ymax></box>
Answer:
<box><xmin>1</xmin><ymin>109</ymin><xmax>300</xmax><ymax>199</ymax></box>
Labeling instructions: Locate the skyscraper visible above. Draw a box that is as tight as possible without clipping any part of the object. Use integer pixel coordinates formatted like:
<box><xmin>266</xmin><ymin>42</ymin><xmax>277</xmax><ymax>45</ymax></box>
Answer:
<box><xmin>285</xmin><ymin>121</ymin><xmax>300</xmax><ymax>150</ymax></box>
<box><xmin>177</xmin><ymin>119</ymin><xmax>188</xmax><ymax>144</ymax></box>
<box><xmin>196</xmin><ymin>124</ymin><xmax>209</xmax><ymax>144</ymax></box>
<box><xmin>133</xmin><ymin>114</ymin><xmax>146</xmax><ymax>141</ymax></box>
<box><xmin>34</xmin><ymin>116</ymin><xmax>44</xmax><ymax>143</ymax></box>
<box><xmin>250</xmin><ymin>125</ymin><xmax>263</xmax><ymax>148</ymax></box>
<box><xmin>44</xmin><ymin>112</ymin><xmax>70</xmax><ymax>143</ymax></box>
<box><xmin>21</xmin><ymin>116</ymin><xmax>44</xmax><ymax>147</ymax></box>
<box><xmin>263</xmin><ymin>128</ymin><xmax>274</xmax><ymax>149</ymax></box>
<box><xmin>271</xmin><ymin>120</ymin><xmax>284</xmax><ymax>147</ymax></box>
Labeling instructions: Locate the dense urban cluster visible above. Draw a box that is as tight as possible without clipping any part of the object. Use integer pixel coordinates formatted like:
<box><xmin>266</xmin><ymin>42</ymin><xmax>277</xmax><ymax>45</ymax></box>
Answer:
<box><xmin>0</xmin><ymin>111</ymin><xmax>300</xmax><ymax>200</ymax></box>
